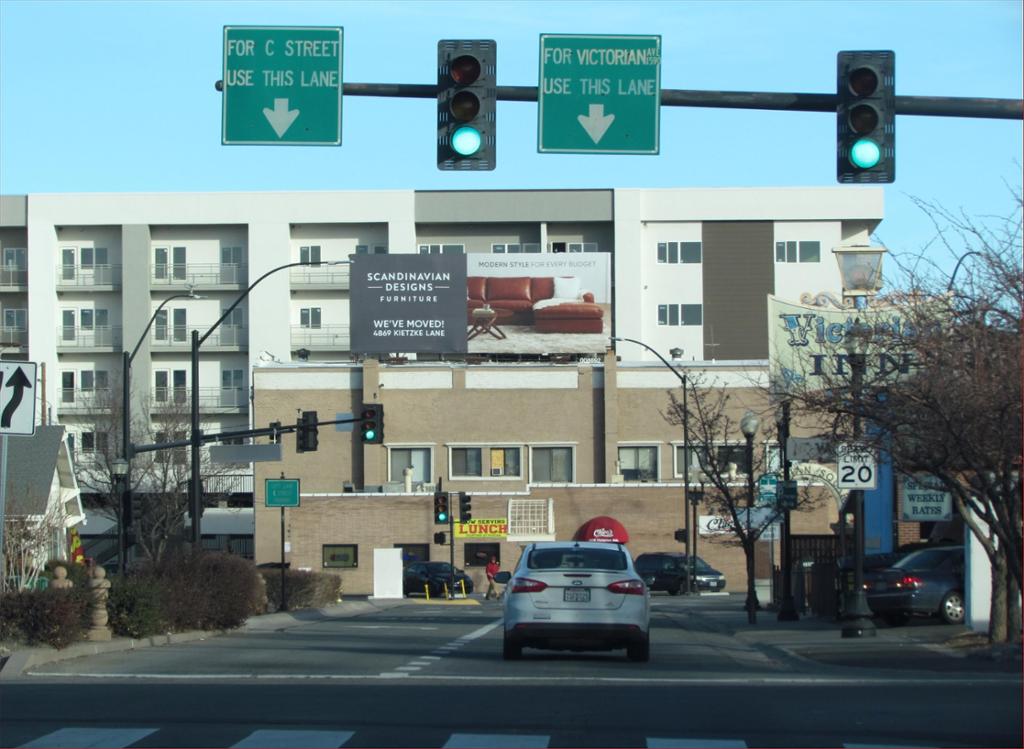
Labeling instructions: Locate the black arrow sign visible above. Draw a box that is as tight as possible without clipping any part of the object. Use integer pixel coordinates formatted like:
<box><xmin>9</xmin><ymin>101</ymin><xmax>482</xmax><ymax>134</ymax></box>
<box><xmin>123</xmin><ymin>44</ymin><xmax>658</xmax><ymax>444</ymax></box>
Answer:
<box><xmin>2</xmin><ymin>366</ymin><xmax>33</xmax><ymax>429</ymax></box>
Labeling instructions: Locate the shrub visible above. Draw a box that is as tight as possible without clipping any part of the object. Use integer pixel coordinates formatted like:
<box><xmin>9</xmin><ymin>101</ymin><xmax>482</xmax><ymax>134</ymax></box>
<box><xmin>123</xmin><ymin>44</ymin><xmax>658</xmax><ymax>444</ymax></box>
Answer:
<box><xmin>108</xmin><ymin>576</ymin><xmax>166</xmax><ymax>638</ymax></box>
<box><xmin>16</xmin><ymin>589</ymin><xmax>89</xmax><ymax>649</ymax></box>
<box><xmin>154</xmin><ymin>551</ymin><xmax>264</xmax><ymax>631</ymax></box>
<box><xmin>260</xmin><ymin>569</ymin><xmax>343</xmax><ymax>611</ymax></box>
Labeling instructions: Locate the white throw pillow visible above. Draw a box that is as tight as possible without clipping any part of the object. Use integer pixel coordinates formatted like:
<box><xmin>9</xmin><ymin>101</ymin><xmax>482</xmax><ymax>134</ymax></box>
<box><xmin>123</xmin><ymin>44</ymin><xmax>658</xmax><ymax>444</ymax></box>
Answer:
<box><xmin>553</xmin><ymin>276</ymin><xmax>581</xmax><ymax>299</ymax></box>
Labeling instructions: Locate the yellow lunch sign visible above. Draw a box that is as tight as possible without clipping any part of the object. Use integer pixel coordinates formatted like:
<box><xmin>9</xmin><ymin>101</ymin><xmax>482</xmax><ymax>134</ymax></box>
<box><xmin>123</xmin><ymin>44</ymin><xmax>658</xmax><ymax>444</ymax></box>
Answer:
<box><xmin>455</xmin><ymin>518</ymin><xmax>508</xmax><ymax>538</ymax></box>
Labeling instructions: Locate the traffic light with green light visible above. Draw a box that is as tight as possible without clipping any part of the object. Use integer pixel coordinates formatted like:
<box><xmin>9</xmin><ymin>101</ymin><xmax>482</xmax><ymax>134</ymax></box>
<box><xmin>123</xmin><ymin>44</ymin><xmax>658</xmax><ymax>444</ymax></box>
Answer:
<box><xmin>837</xmin><ymin>51</ymin><xmax>895</xmax><ymax>183</ymax></box>
<box><xmin>437</xmin><ymin>39</ymin><xmax>496</xmax><ymax>170</ymax></box>
<box><xmin>360</xmin><ymin>403</ymin><xmax>384</xmax><ymax>444</ymax></box>
<box><xmin>433</xmin><ymin>491</ymin><xmax>450</xmax><ymax>525</ymax></box>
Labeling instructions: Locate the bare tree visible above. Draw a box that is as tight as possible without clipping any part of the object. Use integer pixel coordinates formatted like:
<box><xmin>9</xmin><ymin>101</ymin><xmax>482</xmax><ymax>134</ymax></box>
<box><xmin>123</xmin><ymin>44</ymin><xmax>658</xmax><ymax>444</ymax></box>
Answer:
<box><xmin>792</xmin><ymin>188</ymin><xmax>1022</xmax><ymax>643</ymax></box>
<box><xmin>2</xmin><ymin>492</ymin><xmax>70</xmax><ymax>592</ymax></box>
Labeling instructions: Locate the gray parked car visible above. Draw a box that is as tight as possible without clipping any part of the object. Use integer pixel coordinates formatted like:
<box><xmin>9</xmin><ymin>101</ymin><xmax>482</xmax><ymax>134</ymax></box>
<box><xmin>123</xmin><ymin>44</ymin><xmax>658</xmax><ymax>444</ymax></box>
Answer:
<box><xmin>864</xmin><ymin>545</ymin><xmax>965</xmax><ymax>625</ymax></box>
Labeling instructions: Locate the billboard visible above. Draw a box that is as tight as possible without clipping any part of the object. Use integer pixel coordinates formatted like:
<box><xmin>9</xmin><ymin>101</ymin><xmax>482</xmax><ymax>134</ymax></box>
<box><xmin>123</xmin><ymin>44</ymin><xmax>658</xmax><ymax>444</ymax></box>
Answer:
<box><xmin>350</xmin><ymin>255</ymin><xmax>468</xmax><ymax>354</ymax></box>
<box><xmin>466</xmin><ymin>254</ymin><xmax>611</xmax><ymax>355</ymax></box>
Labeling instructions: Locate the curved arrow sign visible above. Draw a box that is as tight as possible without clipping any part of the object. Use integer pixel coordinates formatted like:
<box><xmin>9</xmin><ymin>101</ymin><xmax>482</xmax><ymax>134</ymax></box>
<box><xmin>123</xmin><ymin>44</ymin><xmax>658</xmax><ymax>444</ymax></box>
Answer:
<box><xmin>0</xmin><ymin>362</ymin><xmax>37</xmax><ymax>436</ymax></box>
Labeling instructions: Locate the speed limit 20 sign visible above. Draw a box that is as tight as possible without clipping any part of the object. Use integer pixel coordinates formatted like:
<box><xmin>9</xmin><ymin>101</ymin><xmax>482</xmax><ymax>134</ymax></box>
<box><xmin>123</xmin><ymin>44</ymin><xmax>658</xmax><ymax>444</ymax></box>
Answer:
<box><xmin>837</xmin><ymin>443</ymin><xmax>877</xmax><ymax>490</ymax></box>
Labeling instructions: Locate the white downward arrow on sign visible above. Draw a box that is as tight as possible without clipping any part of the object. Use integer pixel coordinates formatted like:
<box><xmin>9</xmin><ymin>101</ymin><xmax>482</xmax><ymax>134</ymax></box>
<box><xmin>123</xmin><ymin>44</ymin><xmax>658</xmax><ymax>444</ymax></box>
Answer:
<box><xmin>577</xmin><ymin>103</ymin><xmax>615</xmax><ymax>144</ymax></box>
<box><xmin>263</xmin><ymin>98</ymin><xmax>300</xmax><ymax>138</ymax></box>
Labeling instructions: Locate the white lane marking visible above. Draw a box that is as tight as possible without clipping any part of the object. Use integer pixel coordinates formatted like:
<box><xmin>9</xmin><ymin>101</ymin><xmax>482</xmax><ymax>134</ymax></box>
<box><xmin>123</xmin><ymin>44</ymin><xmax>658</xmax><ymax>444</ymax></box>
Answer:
<box><xmin>396</xmin><ymin>666</ymin><xmax>422</xmax><ymax>671</ymax></box>
<box><xmin>648</xmin><ymin>740</ymin><xmax>746</xmax><ymax>748</ymax></box>
<box><xmin>18</xmin><ymin>727</ymin><xmax>158</xmax><ymax>748</ymax></box>
<box><xmin>444</xmin><ymin>734</ymin><xmax>549</xmax><ymax>748</ymax></box>
<box><xmin>231</xmin><ymin>729</ymin><xmax>354</xmax><ymax>748</ymax></box>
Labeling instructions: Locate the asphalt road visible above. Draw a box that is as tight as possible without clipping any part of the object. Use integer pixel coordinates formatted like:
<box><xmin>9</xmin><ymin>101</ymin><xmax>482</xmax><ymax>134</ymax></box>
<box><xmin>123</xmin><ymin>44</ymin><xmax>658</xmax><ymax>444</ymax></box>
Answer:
<box><xmin>1</xmin><ymin>595</ymin><xmax>1020</xmax><ymax>748</ymax></box>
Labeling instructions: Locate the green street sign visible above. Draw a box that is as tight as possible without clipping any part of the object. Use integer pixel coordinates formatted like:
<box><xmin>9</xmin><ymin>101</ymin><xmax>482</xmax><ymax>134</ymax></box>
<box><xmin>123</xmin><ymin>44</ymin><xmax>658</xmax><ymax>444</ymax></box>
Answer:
<box><xmin>266</xmin><ymin>478</ymin><xmax>300</xmax><ymax>508</ymax></box>
<box><xmin>538</xmin><ymin>34</ymin><xmax>661</xmax><ymax>154</ymax></box>
<box><xmin>222</xmin><ymin>26</ymin><xmax>343</xmax><ymax>146</ymax></box>
<box><xmin>757</xmin><ymin>473</ymin><xmax>779</xmax><ymax>507</ymax></box>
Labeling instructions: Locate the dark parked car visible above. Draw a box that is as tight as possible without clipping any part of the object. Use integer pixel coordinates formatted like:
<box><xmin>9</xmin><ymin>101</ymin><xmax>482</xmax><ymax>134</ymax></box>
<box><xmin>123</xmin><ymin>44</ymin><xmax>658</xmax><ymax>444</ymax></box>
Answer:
<box><xmin>634</xmin><ymin>552</ymin><xmax>727</xmax><ymax>595</ymax></box>
<box><xmin>403</xmin><ymin>561</ymin><xmax>474</xmax><ymax>598</ymax></box>
<box><xmin>864</xmin><ymin>545</ymin><xmax>965</xmax><ymax>625</ymax></box>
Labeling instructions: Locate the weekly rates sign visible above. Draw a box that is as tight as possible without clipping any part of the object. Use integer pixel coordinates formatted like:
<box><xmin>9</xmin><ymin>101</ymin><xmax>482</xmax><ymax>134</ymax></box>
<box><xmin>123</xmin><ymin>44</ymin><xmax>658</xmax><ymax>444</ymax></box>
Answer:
<box><xmin>538</xmin><ymin>34</ymin><xmax>661</xmax><ymax>154</ymax></box>
<box><xmin>222</xmin><ymin>26</ymin><xmax>343</xmax><ymax>145</ymax></box>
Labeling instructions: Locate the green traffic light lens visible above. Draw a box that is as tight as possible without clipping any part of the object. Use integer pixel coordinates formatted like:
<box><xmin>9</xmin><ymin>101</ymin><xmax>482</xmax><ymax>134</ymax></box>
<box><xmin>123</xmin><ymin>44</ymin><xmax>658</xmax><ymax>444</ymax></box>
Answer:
<box><xmin>438</xmin><ymin>512</ymin><xmax>448</xmax><ymax>522</ymax></box>
<box><xmin>451</xmin><ymin>126</ymin><xmax>482</xmax><ymax>156</ymax></box>
<box><xmin>364</xmin><ymin>428</ymin><xmax>376</xmax><ymax>441</ymax></box>
<box><xmin>849</xmin><ymin>138</ymin><xmax>881</xmax><ymax>169</ymax></box>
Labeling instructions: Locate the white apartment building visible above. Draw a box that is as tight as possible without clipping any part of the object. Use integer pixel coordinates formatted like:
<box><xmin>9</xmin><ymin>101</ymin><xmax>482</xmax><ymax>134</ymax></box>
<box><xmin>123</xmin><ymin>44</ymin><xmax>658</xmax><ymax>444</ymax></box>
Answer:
<box><xmin>0</xmin><ymin>187</ymin><xmax>883</xmax><ymax>557</ymax></box>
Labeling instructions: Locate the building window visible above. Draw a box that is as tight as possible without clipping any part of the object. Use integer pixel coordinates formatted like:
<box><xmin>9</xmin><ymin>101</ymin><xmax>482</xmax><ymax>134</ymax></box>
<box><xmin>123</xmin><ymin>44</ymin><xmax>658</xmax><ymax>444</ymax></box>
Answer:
<box><xmin>322</xmin><ymin>544</ymin><xmax>358</xmax><ymax>568</ymax></box>
<box><xmin>451</xmin><ymin>446</ymin><xmax>521</xmax><ymax>478</ymax></box>
<box><xmin>618</xmin><ymin>446</ymin><xmax>658</xmax><ymax>481</ymax></box>
<box><xmin>677</xmin><ymin>444</ymin><xmax>752</xmax><ymax>476</ymax></box>
<box><xmin>395</xmin><ymin>543</ymin><xmax>429</xmax><ymax>564</ymax></box>
<box><xmin>776</xmin><ymin>240</ymin><xmax>821</xmax><ymax>263</ymax></box>
<box><xmin>300</xmin><ymin>308</ymin><xmax>322</xmax><ymax>329</ymax></box>
<box><xmin>657</xmin><ymin>241</ymin><xmax>702</xmax><ymax>264</ymax></box>
<box><xmin>658</xmin><ymin>304</ymin><xmax>702</xmax><ymax>326</ymax></box>
<box><xmin>464</xmin><ymin>542</ymin><xmax>500</xmax><ymax>568</ymax></box>
<box><xmin>568</xmin><ymin>242</ymin><xmax>598</xmax><ymax>253</ymax></box>
<box><xmin>3</xmin><ymin>308</ymin><xmax>26</xmax><ymax>329</ymax></box>
<box><xmin>389</xmin><ymin>447</ymin><xmax>431</xmax><ymax>485</ymax></box>
<box><xmin>531</xmin><ymin>446</ymin><xmax>573</xmax><ymax>483</ymax></box>
<box><xmin>418</xmin><ymin>244</ymin><xmax>464</xmax><ymax>255</ymax></box>
<box><xmin>355</xmin><ymin>245</ymin><xmax>388</xmax><ymax>255</ymax></box>
<box><xmin>300</xmin><ymin>245</ymin><xmax>321</xmax><ymax>264</ymax></box>
<box><xmin>81</xmin><ymin>431</ymin><xmax>109</xmax><ymax>455</ymax></box>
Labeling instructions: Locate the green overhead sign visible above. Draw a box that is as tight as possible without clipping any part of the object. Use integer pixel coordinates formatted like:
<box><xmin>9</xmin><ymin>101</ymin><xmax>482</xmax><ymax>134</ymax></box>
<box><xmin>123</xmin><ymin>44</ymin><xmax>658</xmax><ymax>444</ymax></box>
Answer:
<box><xmin>222</xmin><ymin>26</ymin><xmax>343</xmax><ymax>146</ymax></box>
<box><xmin>538</xmin><ymin>34</ymin><xmax>661</xmax><ymax>154</ymax></box>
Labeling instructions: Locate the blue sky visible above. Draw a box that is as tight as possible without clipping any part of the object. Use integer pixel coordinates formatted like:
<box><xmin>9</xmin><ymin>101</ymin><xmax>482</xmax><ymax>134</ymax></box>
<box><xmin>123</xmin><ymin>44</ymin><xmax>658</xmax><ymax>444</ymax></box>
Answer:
<box><xmin>1</xmin><ymin>0</ymin><xmax>1020</xmax><ymax>277</ymax></box>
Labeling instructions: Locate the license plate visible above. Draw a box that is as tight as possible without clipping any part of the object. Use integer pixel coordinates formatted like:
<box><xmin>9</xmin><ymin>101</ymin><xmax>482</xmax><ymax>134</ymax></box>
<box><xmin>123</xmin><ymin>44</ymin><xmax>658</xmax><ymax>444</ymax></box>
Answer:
<box><xmin>564</xmin><ymin>588</ymin><xmax>590</xmax><ymax>603</ymax></box>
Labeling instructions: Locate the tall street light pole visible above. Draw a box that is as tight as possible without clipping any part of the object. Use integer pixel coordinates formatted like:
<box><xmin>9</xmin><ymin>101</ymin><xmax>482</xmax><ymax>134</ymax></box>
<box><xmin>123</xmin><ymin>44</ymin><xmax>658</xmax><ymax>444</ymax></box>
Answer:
<box><xmin>740</xmin><ymin>411</ymin><xmax>760</xmax><ymax>624</ymax></box>
<box><xmin>120</xmin><ymin>288</ymin><xmax>202</xmax><ymax>573</ymax></box>
<box><xmin>189</xmin><ymin>261</ymin><xmax>346</xmax><ymax>548</ymax></box>
<box><xmin>611</xmin><ymin>336</ymin><xmax>690</xmax><ymax>588</ymax></box>
<box><xmin>776</xmin><ymin>400</ymin><xmax>799</xmax><ymax>621</ymax></box>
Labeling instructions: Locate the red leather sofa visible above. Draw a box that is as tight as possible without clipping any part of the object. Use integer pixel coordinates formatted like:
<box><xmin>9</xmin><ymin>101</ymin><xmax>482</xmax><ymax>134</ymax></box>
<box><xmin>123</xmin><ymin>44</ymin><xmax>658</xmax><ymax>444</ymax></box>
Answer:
<box><xmin>467</xmin><ymin>276</ymin><xmax>604</xmax><ymax>334</ymax></box>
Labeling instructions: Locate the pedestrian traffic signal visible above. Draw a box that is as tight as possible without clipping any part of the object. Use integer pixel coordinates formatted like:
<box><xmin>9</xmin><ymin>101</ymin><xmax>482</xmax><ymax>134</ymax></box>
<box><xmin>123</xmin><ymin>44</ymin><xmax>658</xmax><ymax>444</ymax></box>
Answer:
<box><xmin>437</xmin><ymin>39</ymin><xmax>496</xmax><ymax>171</ymax></box>
<box><xmin>360</xmin><ymin>403</ymin><xmax>384</xmax><ymax>444</ymax></box>
<box><xmin>459</xmin><ymin>492</ymin><xmax>472</xmax><ymax>522</ymax></box>
<box><xmin>837</xmin><ymin>50</ymin><xmax>895</xmax><ymax>183</ymax></box>
<box><xmin>434</xmin><ymin>531</ymin><xmax>447</xmax><ymax>545</ymax></box>
<box><xmin>128</xmin><ymin>492</ymin><xmax>143</xmax><ymax>528</ymax></box>
<box><xmin>433</xmin><ymin>491</ymin><xmax>450</xmax><ymax>524</ymax></box>
<box><xmin>296</xmin><ymin>410</ymin><xmax>319</xmax><ymax>452</ymax></box>
<box><xmin>269</xmin><ymin>420</ymin><xmax>282</xmax><ymax>444</ymax></box>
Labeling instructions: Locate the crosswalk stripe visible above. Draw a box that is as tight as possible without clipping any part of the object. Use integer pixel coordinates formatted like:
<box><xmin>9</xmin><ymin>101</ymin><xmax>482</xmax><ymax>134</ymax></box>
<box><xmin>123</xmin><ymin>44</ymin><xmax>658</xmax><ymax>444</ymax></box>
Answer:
<box><xmin>647</xmin><ymin>739</ymin><xmax>747</xmax><ymax>748</ymax></box>
<box><xmin>443</xmin><ymin>734</ymin><xmax>549</xmax><ymax>748</ymax></box>
<box><xmin>230</xmin><ymin>729</ymin><xmax>355</xmax><ymax>747</ymax></box>
<box><xmin>18</xmin><ymin>727</ymin><xmax>159</xmax><ymax>748</ymax></box>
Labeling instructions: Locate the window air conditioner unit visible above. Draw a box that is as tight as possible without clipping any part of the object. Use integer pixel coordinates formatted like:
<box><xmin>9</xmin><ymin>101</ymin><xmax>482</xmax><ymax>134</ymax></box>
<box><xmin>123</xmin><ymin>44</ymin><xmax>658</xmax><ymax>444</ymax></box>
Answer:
<box><xmin>491</xmin><ymin>468</ymin><xmax>502</xmax><ymax>476</ymax></box>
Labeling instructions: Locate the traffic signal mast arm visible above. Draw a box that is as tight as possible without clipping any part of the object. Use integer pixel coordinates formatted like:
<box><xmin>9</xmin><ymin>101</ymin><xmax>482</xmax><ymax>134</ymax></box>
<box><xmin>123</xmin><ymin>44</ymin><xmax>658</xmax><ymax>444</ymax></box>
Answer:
<box><xmin>338</xmin><ymin>81</ymin><xmax>1021</xmax><ymax>120</ymax></box>
<box><xmin>130</xmin><ymin>415</ymin><xmax>366</xmax><ymax>454</ymax></box>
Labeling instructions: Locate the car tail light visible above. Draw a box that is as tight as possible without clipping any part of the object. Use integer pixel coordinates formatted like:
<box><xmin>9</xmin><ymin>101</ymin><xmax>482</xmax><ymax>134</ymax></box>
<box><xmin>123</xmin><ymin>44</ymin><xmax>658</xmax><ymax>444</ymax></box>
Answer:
<box><xmin>510</xmin><ymin>577</ymin><xmax>547</xmax><ymax>593</ymax></box>
<box><xmin>607</xmin><ymin>579</ymin><xmax>646</xmax><ymax>595</ymax></box>
<box><xmin>897</xmin><ymin>575</ymin><xmax>923</xmax><ymax>589</ymax></box>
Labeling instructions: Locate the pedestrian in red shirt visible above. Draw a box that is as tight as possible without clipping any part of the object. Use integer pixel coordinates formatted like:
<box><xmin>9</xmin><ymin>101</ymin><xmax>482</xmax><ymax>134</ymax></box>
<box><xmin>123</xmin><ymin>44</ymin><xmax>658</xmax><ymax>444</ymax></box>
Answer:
<box><xmin>485</xmin><ymin>556</ymin><xmax>501</xmax><ymax>600</ymax></box>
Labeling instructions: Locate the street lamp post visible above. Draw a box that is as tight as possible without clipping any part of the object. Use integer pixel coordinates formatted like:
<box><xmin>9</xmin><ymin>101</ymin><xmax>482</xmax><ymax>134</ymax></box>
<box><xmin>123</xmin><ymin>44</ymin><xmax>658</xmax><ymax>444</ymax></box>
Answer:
<box><xmin>692</xmin><ymin>469</ymin><xmax>708</xmax><ymax>593</ymax></box>
<box><xmin>833</xmin><ymin>244</ymin><xmax>886</xmax><ymax>639</ymax></box>
<box><xmin>188</xmin><ymin>261</ymin><xmax>345</xmax><ymax>548</ymax></box>
<box><xmin>740</xmin><ymin>410</ymin><xmax>759</xmax><ymax>624</ymax></box>
<box><xmin>776</xmin><ymin>400</ymin><xmax>799</xmax><ymax>621</ymax></box>
<box><xmin>120</xmin><ymin>289</ymin><xmax>203</xmax><ymax>572</ymax></box>
<box><xmin>611</xmin><ymin>337</ymin><xmax>691</xmax><ymax>583</ymax></box>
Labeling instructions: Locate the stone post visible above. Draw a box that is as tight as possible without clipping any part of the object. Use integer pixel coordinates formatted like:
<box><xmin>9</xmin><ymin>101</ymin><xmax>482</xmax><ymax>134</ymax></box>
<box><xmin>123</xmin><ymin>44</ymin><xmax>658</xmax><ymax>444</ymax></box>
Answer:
<box><xmin>87</xmin><ymin>566</ymin><xmax>112</xmax><ymax>641</ymax></box>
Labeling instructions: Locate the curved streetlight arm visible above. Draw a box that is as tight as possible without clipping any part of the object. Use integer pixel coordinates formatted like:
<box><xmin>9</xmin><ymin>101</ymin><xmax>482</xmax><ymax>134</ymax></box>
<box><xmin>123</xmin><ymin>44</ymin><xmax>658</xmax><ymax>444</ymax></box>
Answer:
<box><xmin>610</xmin><ymin>336</ymin><xmax>686</xmax><ymax>386</ymax></box>
<box><xmin>129</xmin><ymin>290</ymin><xmax>202</xmax><ymax>364</ymax></box>
<box><xmin>946</xmin><ymin>250</ymin><xmax>982</xmax><ymax>292</ymax></box>
<box><xmin>199</xmin><ymin>260</ymin><xmax>348</xmax><ymax>346</ymax></box>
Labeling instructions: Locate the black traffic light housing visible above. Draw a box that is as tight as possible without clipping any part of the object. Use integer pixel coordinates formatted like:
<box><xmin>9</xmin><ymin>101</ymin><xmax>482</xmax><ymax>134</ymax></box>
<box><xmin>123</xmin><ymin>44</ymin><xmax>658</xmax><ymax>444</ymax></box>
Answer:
<box><xmin>437</xmin><ymin>39</ymin><xmax>496</xmax><ymax>171</ymax></box>
<box><xmin>360</xmin><ymin>403</ymin><xmax>384</xmax><ymax>444</ymax></box>
<box><xmin>433</xmin><ymin>491</ymin><xmax>450</xmax><ymax>525</ymax></box>
<box><xmin>128</xmin><ymin>491</ymin><xmax>143</xmax><ymax>529</ymax></box>
<box><xmin>433</xmin><ymin>531</ymin><xmax>447</xmax><ymax>545</ymax></box>
<box><xmin>837</xmin><ymin>50</ymin><xmax>895</xmax><ymax>183</ymax></box>
<box><xmin>459</xmin><ymin>492</ymin><xmax>472</xmax><ymax>522</ymax></box>
<box><xmin>296</xmin><ymin>410</ymin><xmax>319</xmax><ymax>453</ymax></box>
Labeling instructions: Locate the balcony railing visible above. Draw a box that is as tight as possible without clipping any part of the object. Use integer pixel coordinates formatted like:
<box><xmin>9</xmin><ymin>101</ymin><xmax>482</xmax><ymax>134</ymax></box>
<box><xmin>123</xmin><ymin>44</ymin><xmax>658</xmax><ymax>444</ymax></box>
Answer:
<box><xmin>59</xmin><ymin>387</ymin><xmax>114</xmax><ymax>412</ymax></box>
<box><xmin>150</xmin><ymin>324</ymin><xmax>247</xmax><ymax>349</ymax></box>
<box><xmin>0</xmin><ymin>267</ymin><xmax>28</xmax><ymax>287</ymax></box>
<box><xmin>0</xmin><ymin>326</ymin><xmax>28</xmax><ymax>347</ymax></box>
<box><xmin>290</xmin><ymin>324</ymin><xmax>351</xmax><ymax>350</ymax></box>
<box><xmin>56</xmin><ymin>264</ymin><xmax>122</xmax><ymax>288</ymax></box>
<box><xmin>290</xmin><ymin>265</ymin><xmax>350</xmax><ymax>289</ymax></box>
<box><xmin>56</xmin><ymin>325</ymin><xmax>122</xmax><ymax>349</ymax></box>
<box><xmin>152</xmin><ymin>263</ymin><xmax>248</xmax><ymax>287</ymax></box>
<box><xmin>151</xmin><ymin>386</ymin><xmax>248</xmax><ymax>411</ymax></box>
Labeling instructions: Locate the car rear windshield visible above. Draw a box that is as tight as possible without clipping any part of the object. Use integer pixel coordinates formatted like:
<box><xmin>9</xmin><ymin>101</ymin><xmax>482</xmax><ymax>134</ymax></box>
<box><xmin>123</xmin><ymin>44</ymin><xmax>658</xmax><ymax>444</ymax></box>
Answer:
<box><xmin>527</xmin><ymin>547</ymin><xmax>628</xmax><ymax>571</ymax></box>
<box><xmin>894</xmin><ymin>548</ymin><xmax>960</xmax><ymax>571</ymax></box>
